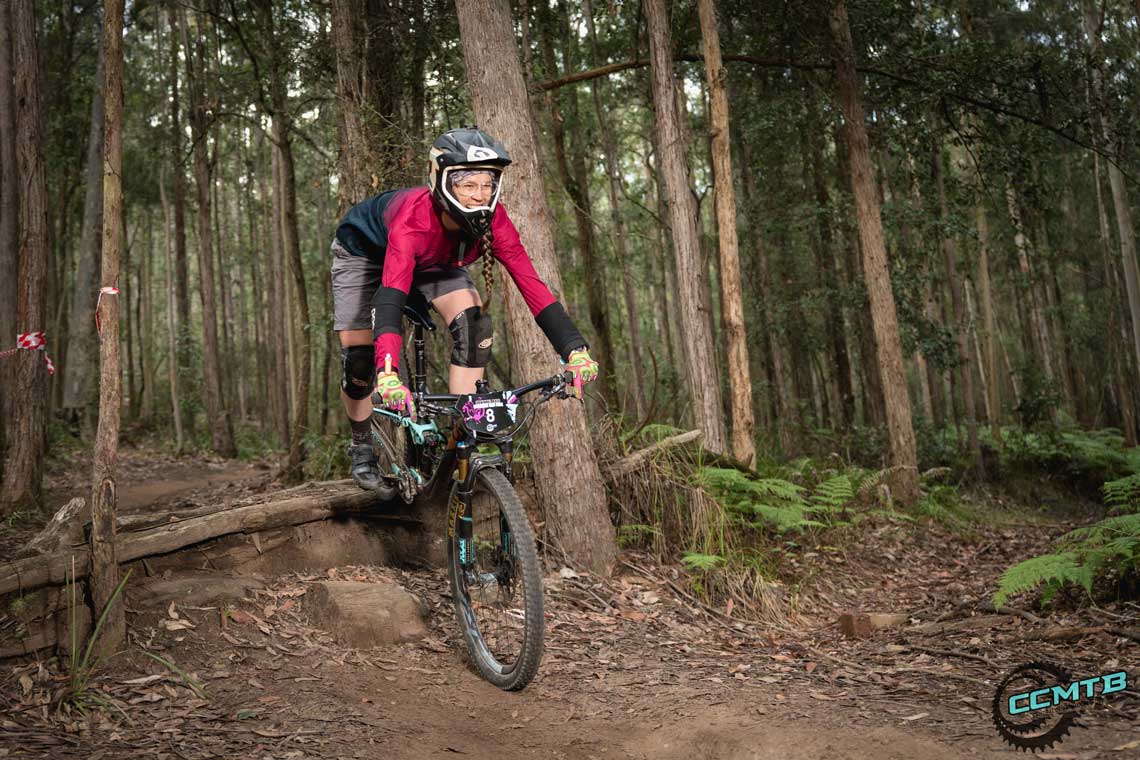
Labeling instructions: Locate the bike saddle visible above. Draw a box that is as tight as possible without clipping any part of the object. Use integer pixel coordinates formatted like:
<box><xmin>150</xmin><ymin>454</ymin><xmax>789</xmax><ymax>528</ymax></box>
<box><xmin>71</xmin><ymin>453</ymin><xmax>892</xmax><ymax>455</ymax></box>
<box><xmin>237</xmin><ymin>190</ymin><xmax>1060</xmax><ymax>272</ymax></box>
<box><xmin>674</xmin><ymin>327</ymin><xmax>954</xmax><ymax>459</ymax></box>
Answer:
<box><xmin>403</xmin><ymin>290</ymin><xmax>437</xmax><ymax>332</ymax></box>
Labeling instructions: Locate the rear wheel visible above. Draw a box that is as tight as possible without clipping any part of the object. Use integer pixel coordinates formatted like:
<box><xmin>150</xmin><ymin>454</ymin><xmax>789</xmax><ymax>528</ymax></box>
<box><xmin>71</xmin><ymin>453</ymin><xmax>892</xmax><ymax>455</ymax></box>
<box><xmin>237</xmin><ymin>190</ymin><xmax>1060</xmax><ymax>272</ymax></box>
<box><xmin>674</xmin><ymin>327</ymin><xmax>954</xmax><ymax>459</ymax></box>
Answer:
<box><xmin>448</xmin><ymin>468</ymin><xmax>543</xmax><ymax>690</ymax></box>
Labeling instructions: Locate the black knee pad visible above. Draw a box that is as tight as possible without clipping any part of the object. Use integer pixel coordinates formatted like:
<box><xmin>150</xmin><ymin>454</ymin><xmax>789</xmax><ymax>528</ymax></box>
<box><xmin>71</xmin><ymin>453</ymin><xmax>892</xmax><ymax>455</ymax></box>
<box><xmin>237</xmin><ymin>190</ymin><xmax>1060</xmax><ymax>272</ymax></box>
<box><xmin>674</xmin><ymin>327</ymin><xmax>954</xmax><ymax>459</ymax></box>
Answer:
<box><xmin>341</xmin><ymin>345</ymin><xmax>376</xmax><ymax>400</ymax></box>
<box><xmin>449</xmin><ymin>306</ymin><xmax>494</xmax><ymax>368</ymax></box>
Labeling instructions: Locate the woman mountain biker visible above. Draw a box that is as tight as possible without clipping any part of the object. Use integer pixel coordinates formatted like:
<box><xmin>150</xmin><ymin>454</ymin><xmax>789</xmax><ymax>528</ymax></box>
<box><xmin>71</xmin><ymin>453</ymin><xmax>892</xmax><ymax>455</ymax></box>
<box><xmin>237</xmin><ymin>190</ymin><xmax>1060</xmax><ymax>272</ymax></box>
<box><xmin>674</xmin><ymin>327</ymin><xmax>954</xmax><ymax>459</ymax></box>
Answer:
<box><xmin>331</xmin><ymin>127</ymin><xmax>599</xmax><ymax>492</ymax></box>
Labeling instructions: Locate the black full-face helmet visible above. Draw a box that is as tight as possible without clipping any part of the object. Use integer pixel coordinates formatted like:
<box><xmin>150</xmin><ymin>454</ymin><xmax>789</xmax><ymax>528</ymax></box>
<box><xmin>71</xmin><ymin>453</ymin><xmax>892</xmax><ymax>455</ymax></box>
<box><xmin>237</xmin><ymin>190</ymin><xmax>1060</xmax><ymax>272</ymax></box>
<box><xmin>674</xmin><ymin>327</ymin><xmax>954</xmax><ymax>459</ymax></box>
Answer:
<box><xmin>428</xmin><ymin>127</ymin><xmax>512</xmax><ymax>238</ymax></box>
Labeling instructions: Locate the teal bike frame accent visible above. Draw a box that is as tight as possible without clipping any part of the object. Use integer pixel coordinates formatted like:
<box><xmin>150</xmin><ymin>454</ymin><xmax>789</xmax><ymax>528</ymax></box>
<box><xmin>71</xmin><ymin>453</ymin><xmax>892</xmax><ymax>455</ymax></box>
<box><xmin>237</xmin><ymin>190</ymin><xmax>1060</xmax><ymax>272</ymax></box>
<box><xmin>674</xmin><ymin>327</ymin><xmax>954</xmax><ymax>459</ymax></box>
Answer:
<box><xmin>373</xmin><ymin>407</ymin><xmax>440</xmax><ymax>447</ymax></box>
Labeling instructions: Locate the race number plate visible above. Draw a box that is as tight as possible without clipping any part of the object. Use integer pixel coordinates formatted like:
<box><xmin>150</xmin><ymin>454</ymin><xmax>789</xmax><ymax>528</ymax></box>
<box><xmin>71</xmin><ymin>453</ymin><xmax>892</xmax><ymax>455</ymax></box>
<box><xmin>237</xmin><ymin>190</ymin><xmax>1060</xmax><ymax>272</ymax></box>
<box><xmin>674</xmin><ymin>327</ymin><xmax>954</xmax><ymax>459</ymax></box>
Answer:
<box><xmin>458</xmin><ymin>391</ymin><xmax>519</xmax><ymax>435</ymax></box>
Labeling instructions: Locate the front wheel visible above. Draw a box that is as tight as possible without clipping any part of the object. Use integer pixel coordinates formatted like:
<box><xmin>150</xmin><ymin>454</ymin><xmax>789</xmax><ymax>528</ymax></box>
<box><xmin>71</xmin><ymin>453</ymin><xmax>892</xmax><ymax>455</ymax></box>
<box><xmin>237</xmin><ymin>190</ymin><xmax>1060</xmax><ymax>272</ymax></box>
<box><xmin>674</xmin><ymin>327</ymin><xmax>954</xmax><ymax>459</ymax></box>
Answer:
<box><xmin>369</xmin><ymin>408</ymin><xmax>413</xmax><ymax>502</ymax></box>
<box><xmin>448</xmin><ymin>468</ymin><xmax>544</xmax><ymax>690</ymax></box>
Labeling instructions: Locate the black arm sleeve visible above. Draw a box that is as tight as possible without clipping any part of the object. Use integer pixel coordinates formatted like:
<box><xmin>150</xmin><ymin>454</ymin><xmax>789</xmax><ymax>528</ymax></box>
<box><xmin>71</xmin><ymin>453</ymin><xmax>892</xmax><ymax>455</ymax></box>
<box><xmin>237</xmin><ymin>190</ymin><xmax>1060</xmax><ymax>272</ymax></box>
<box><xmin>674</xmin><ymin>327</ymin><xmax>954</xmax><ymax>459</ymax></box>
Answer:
<box><xmin>370</xmin><ymin>286</ymin><xmax>407</xmax><ymax>342</ymax></box>
<box><xmin>535</xmin><ymin>301</ymin><xmax>587</xmax><ymax>361</ymax></box>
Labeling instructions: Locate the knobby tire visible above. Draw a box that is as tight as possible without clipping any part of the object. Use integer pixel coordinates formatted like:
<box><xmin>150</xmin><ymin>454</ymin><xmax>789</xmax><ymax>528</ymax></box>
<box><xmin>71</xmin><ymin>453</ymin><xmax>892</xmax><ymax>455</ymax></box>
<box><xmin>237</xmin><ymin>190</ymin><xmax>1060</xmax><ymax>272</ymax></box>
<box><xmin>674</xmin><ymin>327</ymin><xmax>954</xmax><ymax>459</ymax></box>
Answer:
<box><xmin>448</xmin><ymin>468</ymin><xmax>544</xmax><ymax>691</ymax></box>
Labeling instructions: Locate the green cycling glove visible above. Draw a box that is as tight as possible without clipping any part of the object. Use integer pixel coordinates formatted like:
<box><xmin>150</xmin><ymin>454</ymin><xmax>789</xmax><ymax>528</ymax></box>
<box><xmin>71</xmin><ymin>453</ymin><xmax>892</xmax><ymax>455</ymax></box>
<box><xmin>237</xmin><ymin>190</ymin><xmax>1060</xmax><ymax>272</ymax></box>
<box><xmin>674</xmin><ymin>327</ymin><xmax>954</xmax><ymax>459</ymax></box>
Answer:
<box><xmin>563</xmin><ymin>347</ymin><xmax>599</xmax><ymax>399</ymax></box>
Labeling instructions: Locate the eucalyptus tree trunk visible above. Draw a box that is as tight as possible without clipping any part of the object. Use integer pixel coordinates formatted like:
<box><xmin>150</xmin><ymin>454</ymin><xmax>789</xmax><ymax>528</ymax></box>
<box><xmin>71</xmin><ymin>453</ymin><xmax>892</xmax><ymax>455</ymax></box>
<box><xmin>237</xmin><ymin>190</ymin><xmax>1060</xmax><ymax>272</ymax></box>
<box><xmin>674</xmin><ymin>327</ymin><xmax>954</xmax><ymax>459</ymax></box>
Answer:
<box><xmin>698</xmin><ymin>0</ymin><xmax>755</xmax><ymax>467</ymax></box>
<box><xmin>537</xmin><ymin>6</ymin><xmax>617</xmax><ymax>409</ymax></box>
<box><xmin>644</xmin><ymin>0</ymin><xmax>728</xmax><ymax>455</ymax></box>
<box><xmin>329</xmin><ymin>0</ymin><xmax>372</xmax><ymax>208</ymax></box>
<box><xmin>255</xmin><ymin>0</ymin><xmax>311</xmax><ymax>480</ymax></box>
<box><xmin>329</xmin><ymin>0</ymin><xmax>407</xmax><ymax>206</ymax></box>
<box><xmin>159</xmin><ymin>169</ymin><xmax>185</xmax><ymax>451</ymax></box>
<box><xmin>1004</xmin><ymin>184</ymin><xmax>1055</xmax><ymax>385</ymax></box>
<box><xmin>974</xmin><ymin>201</ymin><xmax>1001</xmax><ymax>446</ymax></box>
<box><xmin>830</xmin><ymin>0</ymin><xmax>918</xmax><ymax>505</ymax></box>
<box><xmin>1083</xmin><ymin>0</ymin><xmax>1140</xmax><ymax>401</ymax></box>
<box><xmin>581</xmin><ymin>0</ymin><xmax>646</xmax><ymax>420</ymax></box>
<box><xmin>932</xmin><ymin>140</ymin><xmax>980</xmax><ymax>475</ymax></box>
<box><xmin>0</xmin><ymin>1</ymin><xmax>19</xmax><ymax>465</ymax></box>
<box><xmin>167</xmin><ymin>8</ymin><xmax>191</xmax><ymax>359</ymax></box>
<box><xmin>455</xmin><ymin>0</ymin><xmax>616</xmax><ymax>575</ymax></box>
<box><xmin>1095</xmin><ymin>153</ymin><xmax>1138</xmax><ymax>444</ymax></box>
<box><xmin>261</xmin><ymin>146</ymin><xmax>291</xmax><ymax>447</ymax></box>
<box><xmin>808</xmin><ymin>102</ymin><xmax>853</xmax><ymax>428</ymax></box>
<box><xmin>90</xmin><ymin>0</ymin><xmax>125</xmax><ymax>653</ymax></box>
<box><xmin>276</xmin><ymin>132</ymin><xmax>310</xmax><ymax>482</ymax></box>
<box><xmin>140</xmin><ymin>211</ymin><xmax>155</xmax><ymax>422</ymax></box>
<box><xmin>0</xmin><ymin>0</ymin><xmax>51</xmax><ymax>516</ymax></box>
<box><xmin>182</xmin><ymin>9</ymin><xmax>236</xmax><ymax>457</ymax></box>
<box><xmin>61</xmin><ymin>32</ymin><xmax>105</xmax><ymax>429</ymax></box>
<box><xmin>834</xmin><ymin>119</ymin><xmax>884</xmax><ymax>427</ymax></box>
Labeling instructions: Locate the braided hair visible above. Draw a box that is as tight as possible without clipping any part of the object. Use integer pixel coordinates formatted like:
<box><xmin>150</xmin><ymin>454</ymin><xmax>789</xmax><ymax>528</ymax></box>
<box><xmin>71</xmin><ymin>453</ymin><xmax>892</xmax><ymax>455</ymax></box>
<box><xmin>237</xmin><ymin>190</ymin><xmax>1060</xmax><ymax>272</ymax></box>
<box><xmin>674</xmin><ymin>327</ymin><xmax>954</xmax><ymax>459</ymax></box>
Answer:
<box><xmin>480</xmin><ymin>228</ymin><xmax>496</xmax><ymax>311</ymax></box>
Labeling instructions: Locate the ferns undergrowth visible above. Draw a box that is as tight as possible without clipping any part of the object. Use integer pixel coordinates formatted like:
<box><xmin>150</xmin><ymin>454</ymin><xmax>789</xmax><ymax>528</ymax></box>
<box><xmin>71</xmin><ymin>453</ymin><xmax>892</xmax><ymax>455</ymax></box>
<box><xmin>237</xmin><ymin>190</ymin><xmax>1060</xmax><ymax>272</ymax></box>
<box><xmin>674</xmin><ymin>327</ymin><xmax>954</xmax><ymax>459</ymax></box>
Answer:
<box><xmin>610</xmin><ymin>421</ymin><xmax>1140</xmax><ymax>620</ymax></box>
<box><xmin>609</xmin><ymin>425</ymin><xmax>904</xmax><ymax>626</ymax></box>
<box><xmin>995</xmin><ymin>469</ymin><xmax>1140</xmax><ymax>607</ymax></box>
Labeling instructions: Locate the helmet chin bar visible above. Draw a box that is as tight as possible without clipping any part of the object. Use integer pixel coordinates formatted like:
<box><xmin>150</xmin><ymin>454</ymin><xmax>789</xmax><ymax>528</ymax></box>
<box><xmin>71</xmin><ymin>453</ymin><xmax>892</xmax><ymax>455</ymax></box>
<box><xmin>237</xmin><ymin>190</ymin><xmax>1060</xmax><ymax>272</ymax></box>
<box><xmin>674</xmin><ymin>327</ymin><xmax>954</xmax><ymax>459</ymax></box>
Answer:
<box><xmin>440</xmin><ymin>165</ymin><xmax>503</xmax><ymax>221</ymax></box>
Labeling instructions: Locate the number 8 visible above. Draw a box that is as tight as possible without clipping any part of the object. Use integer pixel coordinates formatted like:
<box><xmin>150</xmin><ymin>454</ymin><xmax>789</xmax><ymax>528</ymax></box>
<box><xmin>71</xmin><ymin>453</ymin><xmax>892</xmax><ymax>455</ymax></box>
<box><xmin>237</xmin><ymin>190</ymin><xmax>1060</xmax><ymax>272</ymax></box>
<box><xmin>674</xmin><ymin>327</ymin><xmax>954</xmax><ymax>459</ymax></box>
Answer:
<box><xmin>486</xmin><ymin>409</ymin><xmax>496</xmax><ymax>422</ymax></box>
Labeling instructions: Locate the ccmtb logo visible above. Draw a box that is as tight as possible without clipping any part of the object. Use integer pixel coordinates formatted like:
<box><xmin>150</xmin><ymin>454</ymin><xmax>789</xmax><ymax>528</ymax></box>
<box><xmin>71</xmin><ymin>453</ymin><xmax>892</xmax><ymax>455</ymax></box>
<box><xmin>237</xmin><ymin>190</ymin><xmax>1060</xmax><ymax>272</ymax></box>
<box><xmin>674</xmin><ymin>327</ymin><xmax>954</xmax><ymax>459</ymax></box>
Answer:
<box><xmin>992</xmin><ymin>661</ymin><xmax>1129</xmax><ymax>751</ymax></box>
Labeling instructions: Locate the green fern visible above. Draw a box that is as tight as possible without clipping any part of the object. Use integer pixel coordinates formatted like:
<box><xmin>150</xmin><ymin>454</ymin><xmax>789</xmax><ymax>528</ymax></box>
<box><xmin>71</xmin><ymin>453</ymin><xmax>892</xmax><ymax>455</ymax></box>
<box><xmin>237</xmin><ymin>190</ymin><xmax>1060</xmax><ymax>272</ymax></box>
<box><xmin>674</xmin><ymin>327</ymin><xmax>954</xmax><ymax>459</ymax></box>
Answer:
<box><xmin>811</xmin><ymin>475</ymin><xmax>855</xmax><ymax>511</ymax></box>
<box><xmin>995</xmin><ymin>510</ymin><xmax>1140</xmax><ymax>607</ymax></box>
<box><xmin>994</xmin><ymin>552</ymin><xmax>1094</xmax><ymax>607</ymax></box>
<box><xmin>1102</xmin><ymin>473</ymin><xmax>1140</xmax><ymax>513</ymax></box>
<box><xmin>681</xmin><ymin>552</ymin><xmax>725</xmax><ymax>571</ymax></box>
<box><xmin>749</xmin><ymin>504</ymin><xmax>827</xmax><ymax>532</ymax></box>
<box><xmin>695</xmin><ymin>466</ymin><xmax>856</xmax><ymax>533</ymax></box>
<box><xmin>1060</xmin><ymin>513</ymin><xmax>1140</xmax><ymax>547</ymax></box>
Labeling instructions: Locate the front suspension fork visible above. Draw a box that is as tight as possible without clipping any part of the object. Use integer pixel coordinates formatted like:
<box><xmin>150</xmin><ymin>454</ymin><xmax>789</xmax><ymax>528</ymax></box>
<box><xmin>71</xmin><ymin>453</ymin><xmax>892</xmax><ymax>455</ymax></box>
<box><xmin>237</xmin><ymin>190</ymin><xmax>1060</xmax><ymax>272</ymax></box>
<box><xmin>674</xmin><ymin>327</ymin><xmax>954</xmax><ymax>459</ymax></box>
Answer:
<box><xmin>455</xmin><ymin>441</ymin><xmax>475</xmax><ymax>570</ymax></box>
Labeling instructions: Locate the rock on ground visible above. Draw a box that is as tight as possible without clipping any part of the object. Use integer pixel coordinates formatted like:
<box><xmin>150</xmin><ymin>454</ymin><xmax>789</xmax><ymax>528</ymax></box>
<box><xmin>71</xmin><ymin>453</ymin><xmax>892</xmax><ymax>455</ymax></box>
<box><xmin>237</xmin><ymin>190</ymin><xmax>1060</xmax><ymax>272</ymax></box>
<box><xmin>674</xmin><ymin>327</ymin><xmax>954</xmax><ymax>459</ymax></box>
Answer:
<box><xmin>306</xmin><ymin>580</ymin><xmax>428</xmax><ymax>648</ymax></box>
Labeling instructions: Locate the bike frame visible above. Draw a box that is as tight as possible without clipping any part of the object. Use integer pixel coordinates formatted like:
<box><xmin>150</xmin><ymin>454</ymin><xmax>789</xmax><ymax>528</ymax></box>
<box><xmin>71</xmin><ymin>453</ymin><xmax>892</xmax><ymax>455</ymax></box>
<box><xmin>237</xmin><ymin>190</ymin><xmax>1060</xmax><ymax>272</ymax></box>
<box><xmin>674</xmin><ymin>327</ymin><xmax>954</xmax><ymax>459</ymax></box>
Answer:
<box><xmin>372</xmin><ymin>321</ymin><xmax>525</xmax><ymax>569</ymax></box>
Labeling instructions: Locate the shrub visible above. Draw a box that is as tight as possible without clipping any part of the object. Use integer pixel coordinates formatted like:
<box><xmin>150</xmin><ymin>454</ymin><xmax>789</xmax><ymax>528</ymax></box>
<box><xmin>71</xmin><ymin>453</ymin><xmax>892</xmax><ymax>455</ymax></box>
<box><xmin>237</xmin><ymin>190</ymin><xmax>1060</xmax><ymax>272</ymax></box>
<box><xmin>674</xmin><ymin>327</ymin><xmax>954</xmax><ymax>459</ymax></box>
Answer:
<box><xmin>994</xmin><ymin>470</ymin><xmax>1140</xmax><ymax>607</ymax></box>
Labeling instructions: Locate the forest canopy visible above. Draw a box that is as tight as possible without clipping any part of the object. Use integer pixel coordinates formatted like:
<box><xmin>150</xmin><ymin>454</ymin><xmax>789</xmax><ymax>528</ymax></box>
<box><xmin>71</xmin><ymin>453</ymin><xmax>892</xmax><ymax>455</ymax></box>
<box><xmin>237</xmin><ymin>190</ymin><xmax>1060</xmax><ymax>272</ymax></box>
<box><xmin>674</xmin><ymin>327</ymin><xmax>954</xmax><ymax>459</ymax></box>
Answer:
<box><xmin>2</xmin><ymin>0</ymin><xmax>1139</xmax><ymax>516</ymax></box>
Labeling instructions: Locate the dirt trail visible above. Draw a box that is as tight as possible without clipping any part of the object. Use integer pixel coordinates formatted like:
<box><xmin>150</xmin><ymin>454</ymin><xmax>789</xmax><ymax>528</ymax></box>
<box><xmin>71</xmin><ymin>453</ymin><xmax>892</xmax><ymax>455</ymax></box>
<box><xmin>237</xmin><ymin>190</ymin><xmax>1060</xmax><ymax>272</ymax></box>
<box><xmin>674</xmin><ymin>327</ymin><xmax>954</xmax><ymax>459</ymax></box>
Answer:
<box><xmin>1</xmin><ymin>457</ymin><xmax>1136</xmax><ymax>759</ymax></box>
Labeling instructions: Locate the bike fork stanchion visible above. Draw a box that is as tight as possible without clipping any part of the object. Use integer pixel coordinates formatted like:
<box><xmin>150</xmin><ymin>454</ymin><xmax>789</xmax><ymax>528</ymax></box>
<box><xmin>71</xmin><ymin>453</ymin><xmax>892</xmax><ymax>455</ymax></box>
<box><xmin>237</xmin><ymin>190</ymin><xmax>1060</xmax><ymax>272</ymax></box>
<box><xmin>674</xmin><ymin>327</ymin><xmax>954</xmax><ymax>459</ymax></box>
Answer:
<box><xmin>455</xmin><ymin>441</ymin><xmax>474</xmax><ymax>569</ymax></box>
<box><xmin>413</xmin><ymin>325</ymin><xmax>427</xmax><ymax>395</ymax></box>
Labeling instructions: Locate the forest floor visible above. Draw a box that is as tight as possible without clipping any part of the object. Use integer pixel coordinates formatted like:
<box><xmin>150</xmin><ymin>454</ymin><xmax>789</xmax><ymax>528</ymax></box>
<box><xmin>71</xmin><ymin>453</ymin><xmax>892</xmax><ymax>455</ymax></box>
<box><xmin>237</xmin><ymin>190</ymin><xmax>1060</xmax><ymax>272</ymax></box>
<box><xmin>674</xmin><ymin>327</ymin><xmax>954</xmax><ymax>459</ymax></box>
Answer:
<box><xmin>0</xmin><ymin>448</ymin><xmax>1137</xmax><ymax>759</ymax></box>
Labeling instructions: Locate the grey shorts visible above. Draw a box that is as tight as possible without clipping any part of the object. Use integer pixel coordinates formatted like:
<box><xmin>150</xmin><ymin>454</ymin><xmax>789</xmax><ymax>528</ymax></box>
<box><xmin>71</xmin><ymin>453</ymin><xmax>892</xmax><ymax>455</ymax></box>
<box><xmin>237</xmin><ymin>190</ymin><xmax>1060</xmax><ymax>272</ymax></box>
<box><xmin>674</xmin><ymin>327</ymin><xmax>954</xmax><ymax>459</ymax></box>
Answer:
<box><xmin>330</xmin><ymin>239</ymin><xmax>477</xmax><ymax>331</ymax></box>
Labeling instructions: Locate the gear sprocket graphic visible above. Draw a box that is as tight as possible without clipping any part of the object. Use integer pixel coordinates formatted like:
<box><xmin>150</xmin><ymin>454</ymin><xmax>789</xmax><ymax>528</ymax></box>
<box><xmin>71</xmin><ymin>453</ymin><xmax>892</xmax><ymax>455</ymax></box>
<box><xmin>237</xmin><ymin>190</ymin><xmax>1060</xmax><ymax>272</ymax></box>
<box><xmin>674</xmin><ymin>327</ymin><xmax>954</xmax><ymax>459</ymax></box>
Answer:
<box><xmin>992</xmin><ymin>661</ymin><xmax>1079</xmax><ymax>752</ymax></box>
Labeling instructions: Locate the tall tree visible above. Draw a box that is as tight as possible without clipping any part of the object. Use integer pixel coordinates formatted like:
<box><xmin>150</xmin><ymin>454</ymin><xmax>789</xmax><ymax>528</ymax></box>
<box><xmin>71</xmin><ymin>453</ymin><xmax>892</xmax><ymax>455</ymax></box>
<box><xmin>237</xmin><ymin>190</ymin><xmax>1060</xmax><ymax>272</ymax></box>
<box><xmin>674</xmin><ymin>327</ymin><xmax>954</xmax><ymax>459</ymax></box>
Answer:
<box><xmin>90</xmin><ymin>0</ymin><xmax>126</xmax><ymax>653</ymax></box>
<box><xmin>931</xmin><ymin>139</ymin><xmax>980</xmax><ymax>475</ymax></box>
<box><xmin>829</xmin><ymin>0</ymin><xmax>918</xmax><ymax>505</ymax></box>
<box><xmin>581</xmin><ymin>0</ymin><xmax>647</xmax><ymax>420</ymax></box>
<box><xmin>1083</xmin><ymin>0</ymin><xmax>1140</xmax><ymax>408</ymax></box>
<box><xmin>182</xmin><ymin>9</ymin><xmax>236</xmax><ymax>457</ymax></box>
<box><xmin>159</xmin><ymin>169</ymin><xmax>185</xmax><ymax>450</ymax></box>
<box><xmin>0</xmin><ymin>0</ymin><xmax>52</xmax><ymax>515</ymax></box>
<box><xmin>538</xmin><ymin>1</ymin><xmax>618</xmax><ymax>409</ymax></box>
<box><xmin>0</xmin><ymin>0</ymin><xmax>18</xmax><ymax>464</ymax></box>
<box><xmin>328</xmin><ymin>0</ymin><xmax>409</xmax><ymax>209</ymax></box>
<box><xmin>455</xmin><ymin>0</ymin><xmax>617</xmax><ymax>575</ymax></box>
<box><xmin>698</xmin><ymin>0</ymin><xmax>754</xmax><ymax>467</ymax></box>
<box><xmin>1094</xmin><ymin>152</ymin><xmax>1137</xmax><ymax>445</ymax></box>
<box><xmin>644</xmin><ymin>0</ymin><xmax>728</xmax><ymax>455</ymax></box>
<box><xmin>61</xmin><ymin>29</ymin><xmax>106</xmax><ymax>430</ymax></box>
<box><xmin>255</xmin><ymin>0</ymin><xmax>312</xmax><ymax>481</ymax></box>
<box><xmin>167</xmin><ymin>7</ymin><xmax>191</xmax><ymax>342</ymax></box>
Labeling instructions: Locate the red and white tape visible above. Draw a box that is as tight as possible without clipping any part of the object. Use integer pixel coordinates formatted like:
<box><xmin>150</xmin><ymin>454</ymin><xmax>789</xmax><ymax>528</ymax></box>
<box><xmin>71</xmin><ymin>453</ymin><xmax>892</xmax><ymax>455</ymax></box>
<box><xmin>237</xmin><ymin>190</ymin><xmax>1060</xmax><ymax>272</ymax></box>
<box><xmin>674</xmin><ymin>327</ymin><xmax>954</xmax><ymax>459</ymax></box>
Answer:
<box><xmin>95</xmin><ymin>286</ymin><xmax>119</xmax><ymax>334</ymax></box>
<box><xmin>0</xmin><ymin>331</ymin><xmax>55</xmax><ymax>375</ymax></box>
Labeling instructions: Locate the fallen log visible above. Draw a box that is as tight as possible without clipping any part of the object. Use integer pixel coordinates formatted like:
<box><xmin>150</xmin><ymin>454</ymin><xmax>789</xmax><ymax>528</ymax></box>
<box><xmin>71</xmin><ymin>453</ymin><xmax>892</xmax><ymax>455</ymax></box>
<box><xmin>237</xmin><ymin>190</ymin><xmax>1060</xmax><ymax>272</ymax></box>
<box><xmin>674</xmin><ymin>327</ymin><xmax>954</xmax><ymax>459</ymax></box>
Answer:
<box><xmin>0</xmin><ymin>483</ymin><xmax>402</xmax><ymax>596</ymax></box>
<box><xmin>1022</xmin><ymin>625</ymin><xmax>1140</xmax><ymax>644</ymax></box>
<box><xmin>907</xmin><ymin>614</ymin><xmax>1010</xmax><ymax>635</ymax></box>
<box><xmin>602</xmin><ymin>430</ymin><xmax>703</xmax><ymax>480</ymax></box>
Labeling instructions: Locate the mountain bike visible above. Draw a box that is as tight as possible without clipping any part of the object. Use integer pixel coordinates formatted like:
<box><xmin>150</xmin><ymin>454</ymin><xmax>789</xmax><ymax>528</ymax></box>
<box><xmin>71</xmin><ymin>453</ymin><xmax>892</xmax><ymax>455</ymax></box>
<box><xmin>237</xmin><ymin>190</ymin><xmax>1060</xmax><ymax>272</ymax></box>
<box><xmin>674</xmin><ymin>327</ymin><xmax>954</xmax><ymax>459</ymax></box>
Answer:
<box><xmin>368</xmin><ymin>299</ymin><xmax>574</xmax><ymax>691</ymax></box>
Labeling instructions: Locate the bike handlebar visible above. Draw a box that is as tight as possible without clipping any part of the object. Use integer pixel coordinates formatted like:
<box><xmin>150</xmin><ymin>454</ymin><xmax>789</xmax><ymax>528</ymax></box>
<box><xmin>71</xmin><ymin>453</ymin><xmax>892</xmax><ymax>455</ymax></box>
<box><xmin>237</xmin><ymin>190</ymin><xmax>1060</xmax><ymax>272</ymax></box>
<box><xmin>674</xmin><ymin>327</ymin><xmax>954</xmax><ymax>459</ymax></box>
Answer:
<box><xmin>417</xmin><ymin>371</ymin><xmax>573</xmax><ymax>406</ymax></box>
